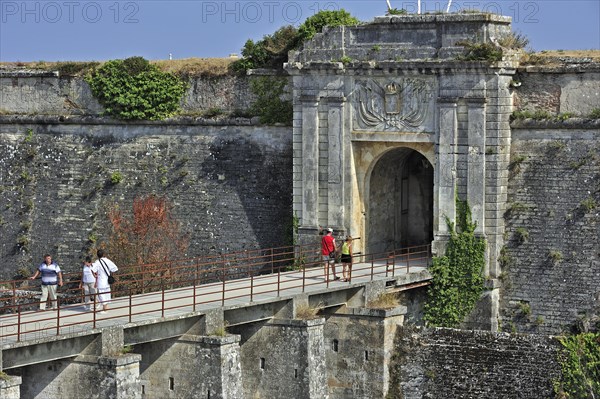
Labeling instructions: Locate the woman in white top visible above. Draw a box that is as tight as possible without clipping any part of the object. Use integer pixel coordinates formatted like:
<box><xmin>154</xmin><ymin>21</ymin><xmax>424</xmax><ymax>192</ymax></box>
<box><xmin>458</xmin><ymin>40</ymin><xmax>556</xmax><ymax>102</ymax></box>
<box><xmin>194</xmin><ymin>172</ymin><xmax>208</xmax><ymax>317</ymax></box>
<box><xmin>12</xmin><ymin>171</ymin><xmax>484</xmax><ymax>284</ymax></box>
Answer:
<box><xmin>79</xmin><ymin>255</ymin><xmax>97</xmax><ymax>311</ymax></box>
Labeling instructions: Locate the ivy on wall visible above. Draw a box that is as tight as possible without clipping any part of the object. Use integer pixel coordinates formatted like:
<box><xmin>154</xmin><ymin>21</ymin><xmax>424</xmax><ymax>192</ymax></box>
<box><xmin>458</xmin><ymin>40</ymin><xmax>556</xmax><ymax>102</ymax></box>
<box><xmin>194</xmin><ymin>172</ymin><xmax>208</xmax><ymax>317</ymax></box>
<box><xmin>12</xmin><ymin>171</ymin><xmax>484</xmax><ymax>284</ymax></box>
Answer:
<box><xmin>424</xmin><ymin>199</ymin><xmax>486</xmax><ymax>327</ymax></box>
<box><xmin>554</xmin><ymin>332</ymin><xmax>600</xmax><ymax>398</ymax></box>
<box><xmin>249</xmin><ymin>76</ymin><xmax>292</xmax><ymax>125</ymax></box>
<box><xmin>85</xmin><ymin>56</ymin><xmax>187</xmax><ymax>120</ymax></box>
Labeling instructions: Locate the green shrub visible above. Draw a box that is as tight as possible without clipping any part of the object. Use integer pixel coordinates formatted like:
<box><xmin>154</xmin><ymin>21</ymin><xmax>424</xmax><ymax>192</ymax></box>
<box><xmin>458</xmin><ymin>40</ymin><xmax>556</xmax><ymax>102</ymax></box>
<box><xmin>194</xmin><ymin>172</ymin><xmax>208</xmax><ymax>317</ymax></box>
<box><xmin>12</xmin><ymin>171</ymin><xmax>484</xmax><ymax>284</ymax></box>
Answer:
<box><xmin>339</xmin><ymin>56</ymin><xmax>353</xmax><ymax>65</ymax></box>
<box><xmin>387</xmin><ymin>8</ymin><xmax>408</xmax><ymax>15</ymax></box>
<box><xmin>203</xmin><ymin>108</ymin><xmax>224</xmax><ymax>118</ymax></box>
<box><xmin>548</xmin><ymin>140</ymin><xmax>566</xmax><ymax>151</ymax></box>
<box><xmin>518</xmin><ymin>301</ymin><xmax>531</xmax><ymax>316</ymax></box>
<box><xmin>511</xmin><ymin>109</ymin><xmax>553</xmax><ymax>121</ymax></box>
<box><xmin>56</xmin><ymin>61</ymin><xmax>100</xmax><ymax>76</ymax></box>
<box><xmin>580</xmin><ymin>197</ymin><xmax>597</xmax><ymax>212</ymax></box>
<box><xmin>549</xmin><ymin>250</ymin><xmax>563</xmax><ymax>264</ymax></box>
<box><xmin>515</xmin><ymin>227</ymin><xmax>529</xmax><ymax>244</ymax></box>
<box><xmin>110</xmin><ymin>172</ymin><xmax>123</xmax><ymax>184</ymax></box>
<box><xmin>457</xmin><ymin>41</ymin><xmax>503</xmax><ymax>62</ymax></box>
<box><xmin>589</xmin><ymin>108</ymin><xmax>600</xmax><ymax>119</ymax></box>
<box><xmin>85</xmin><ymin>57</ymin><xmax>187</xmax><ymax>120</ymax></box>
<box><xmin>497</xmin><ymin>31</ymin><xmax>529</xmax><ymax>49</ymax></box>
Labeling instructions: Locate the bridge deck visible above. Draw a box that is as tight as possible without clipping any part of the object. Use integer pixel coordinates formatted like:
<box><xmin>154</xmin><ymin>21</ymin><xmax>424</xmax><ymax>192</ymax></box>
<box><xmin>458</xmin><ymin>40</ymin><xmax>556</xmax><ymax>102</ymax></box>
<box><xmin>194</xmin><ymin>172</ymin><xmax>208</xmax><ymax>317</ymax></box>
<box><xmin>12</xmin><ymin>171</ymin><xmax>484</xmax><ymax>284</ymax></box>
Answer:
<box><xmin>1</xmin><ymin>255</ymin><xmax>430</xmax><ymax>347</ymax></box>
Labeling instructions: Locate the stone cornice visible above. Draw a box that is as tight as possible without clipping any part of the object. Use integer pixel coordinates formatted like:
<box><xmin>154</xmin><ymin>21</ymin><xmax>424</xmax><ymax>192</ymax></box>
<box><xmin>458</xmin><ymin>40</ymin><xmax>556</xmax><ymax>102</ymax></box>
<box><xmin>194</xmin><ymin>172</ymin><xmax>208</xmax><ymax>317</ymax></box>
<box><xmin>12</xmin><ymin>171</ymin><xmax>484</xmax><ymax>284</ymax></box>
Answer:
<box><xmin>0</xmin><ymin>114</ymin><xmax>264</xmax><ymax>126</ymax></box>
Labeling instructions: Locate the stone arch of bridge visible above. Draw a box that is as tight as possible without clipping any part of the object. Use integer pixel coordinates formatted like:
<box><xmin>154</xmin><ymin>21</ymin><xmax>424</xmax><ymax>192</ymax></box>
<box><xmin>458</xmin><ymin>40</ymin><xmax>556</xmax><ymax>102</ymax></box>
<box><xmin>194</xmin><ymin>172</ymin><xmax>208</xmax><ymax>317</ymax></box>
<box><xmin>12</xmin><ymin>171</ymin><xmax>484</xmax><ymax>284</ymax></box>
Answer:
<box><xmin>355</xmin><ymin>143</ymin><xmax>434</xmax><ymax>256</ymax></box>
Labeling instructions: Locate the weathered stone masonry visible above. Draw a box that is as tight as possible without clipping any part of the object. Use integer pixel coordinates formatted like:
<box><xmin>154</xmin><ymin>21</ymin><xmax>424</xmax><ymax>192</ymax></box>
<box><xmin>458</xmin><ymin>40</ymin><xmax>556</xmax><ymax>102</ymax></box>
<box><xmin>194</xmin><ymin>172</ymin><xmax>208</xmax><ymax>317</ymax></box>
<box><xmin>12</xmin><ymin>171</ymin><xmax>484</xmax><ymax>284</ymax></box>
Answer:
<box><xmin>1</xmin><ymin>12</ymin><xmax>600</xmax><ymax>399</ymax></box>
<box><xmin>0</xmin><ymin>119</ymin><xmax>292</xmax><ymax>279</ymax></box>
<box><xmin>502</xmin><ymin>120</ymin><xmax>600</xmax><ymax>334</ymax></box>
<box><xmin>387</xmin><ymin>326</ymin><xmax>562</xmax><ymax>399</ymax></box>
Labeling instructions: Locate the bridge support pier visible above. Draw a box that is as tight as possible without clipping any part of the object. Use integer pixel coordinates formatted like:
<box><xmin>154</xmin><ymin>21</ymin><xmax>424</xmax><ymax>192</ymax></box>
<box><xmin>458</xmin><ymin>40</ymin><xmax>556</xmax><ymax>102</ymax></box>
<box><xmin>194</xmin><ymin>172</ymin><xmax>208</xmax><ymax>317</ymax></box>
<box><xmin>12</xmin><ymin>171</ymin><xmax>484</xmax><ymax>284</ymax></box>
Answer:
<box><xmin>0</xmin><ymin>374</ymin><xmax>21</xmax><ymax>399</ymax></box>
<box><xmin>137</xmin><ymin>334</ymin><xmax>243</xmax><ymax>399</ymax></box>
<box><xmin>229</xmin><ymin>318</ymin><xmax>328</xmax><ymax>399</ymax></box>
<box><xmin>324</xmin><ymin>306</ymin><xmax>406</xmax><ymax>398</ymax></box>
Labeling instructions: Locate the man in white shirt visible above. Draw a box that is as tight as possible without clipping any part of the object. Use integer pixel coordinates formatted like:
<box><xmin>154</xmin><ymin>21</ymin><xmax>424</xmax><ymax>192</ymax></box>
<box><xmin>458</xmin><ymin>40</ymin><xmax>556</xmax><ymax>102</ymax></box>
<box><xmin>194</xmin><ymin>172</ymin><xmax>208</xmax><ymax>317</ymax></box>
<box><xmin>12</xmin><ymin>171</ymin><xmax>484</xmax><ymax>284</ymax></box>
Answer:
<box><xmin>92</xmin><ymin>249</ymin><xmax>118</xmax><ymax>313</ymax></box>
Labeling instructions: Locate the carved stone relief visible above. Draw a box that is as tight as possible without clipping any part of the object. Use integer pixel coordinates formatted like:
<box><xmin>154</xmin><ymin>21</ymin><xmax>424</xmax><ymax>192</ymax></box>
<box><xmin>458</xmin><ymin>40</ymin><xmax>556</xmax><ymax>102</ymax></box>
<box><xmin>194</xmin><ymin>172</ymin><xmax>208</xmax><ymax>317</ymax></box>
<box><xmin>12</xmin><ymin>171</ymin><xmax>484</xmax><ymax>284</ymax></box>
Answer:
<box><xmin>353</xmin><ymin>78</ymin><xmax>434</xmax><ymax>132</ymax></box>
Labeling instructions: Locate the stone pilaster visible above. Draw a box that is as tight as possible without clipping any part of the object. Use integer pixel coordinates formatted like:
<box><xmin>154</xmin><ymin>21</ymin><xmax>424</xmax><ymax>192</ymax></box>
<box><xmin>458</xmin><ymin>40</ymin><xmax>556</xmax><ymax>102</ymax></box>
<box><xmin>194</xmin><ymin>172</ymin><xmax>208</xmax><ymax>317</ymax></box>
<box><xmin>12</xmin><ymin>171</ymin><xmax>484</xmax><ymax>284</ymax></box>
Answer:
<box><xmin>467</xmin><ymin>98</ymin><xmax>487</xmax><ymax>235</ymax></box>
<box><xmin>434</xmin><ymin>99</ymin><xmax>458</xmax><ymax>253</ymax></box>
<box><xmin>301</xmin><ymin>95</ymin><xmax>320</xmax><ymax>231</ymax></box>
<box><xmin>327</xmin><ymin>96</ymin><xmax>346</xmax><ymax>231</ymax></box>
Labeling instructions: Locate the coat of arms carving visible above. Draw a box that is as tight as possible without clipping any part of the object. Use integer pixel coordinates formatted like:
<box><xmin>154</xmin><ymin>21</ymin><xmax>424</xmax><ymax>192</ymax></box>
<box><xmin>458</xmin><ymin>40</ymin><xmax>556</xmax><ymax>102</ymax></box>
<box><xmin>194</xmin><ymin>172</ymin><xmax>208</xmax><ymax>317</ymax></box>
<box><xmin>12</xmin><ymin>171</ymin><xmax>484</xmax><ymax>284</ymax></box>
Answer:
<box><xmin>354</xmin><ymin>79</ymin><xmax>432</xmax><ymax>131</ymax></box>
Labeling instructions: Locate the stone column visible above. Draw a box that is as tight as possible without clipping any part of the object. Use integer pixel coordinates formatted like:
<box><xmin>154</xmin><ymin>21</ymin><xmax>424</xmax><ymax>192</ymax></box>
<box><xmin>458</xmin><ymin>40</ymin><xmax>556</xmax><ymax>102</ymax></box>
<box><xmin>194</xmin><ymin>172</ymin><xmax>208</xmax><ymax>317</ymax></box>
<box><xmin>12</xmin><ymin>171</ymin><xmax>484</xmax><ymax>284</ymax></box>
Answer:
<box><xmin>467</xmin><ymin>98</ymin><xmax>487</xmax><ymax>235</ymax></box>
<box><xmin>300</xmin><ymin>95</ymin><xmax>320</xmax><ymax>232</ymax></box>
<box><xmin>327</xmin><ymin>96</ymin><xmax>346</xmax><ymax>231</ymax></box>
<box><xmin>434</xmin><ymin>99</ymin><xmax>458</xmax><ymax>253</ymax></box>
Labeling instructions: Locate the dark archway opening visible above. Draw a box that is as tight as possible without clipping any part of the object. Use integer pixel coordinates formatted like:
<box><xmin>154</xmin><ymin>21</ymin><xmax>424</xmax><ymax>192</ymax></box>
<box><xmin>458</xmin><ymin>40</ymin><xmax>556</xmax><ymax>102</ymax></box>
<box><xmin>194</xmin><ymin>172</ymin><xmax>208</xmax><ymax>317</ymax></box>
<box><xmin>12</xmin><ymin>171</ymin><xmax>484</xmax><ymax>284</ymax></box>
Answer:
<box><xmin>367</xmin><ymin>149</ymin><xmax>433</xmax><ymax>255</ymax></box>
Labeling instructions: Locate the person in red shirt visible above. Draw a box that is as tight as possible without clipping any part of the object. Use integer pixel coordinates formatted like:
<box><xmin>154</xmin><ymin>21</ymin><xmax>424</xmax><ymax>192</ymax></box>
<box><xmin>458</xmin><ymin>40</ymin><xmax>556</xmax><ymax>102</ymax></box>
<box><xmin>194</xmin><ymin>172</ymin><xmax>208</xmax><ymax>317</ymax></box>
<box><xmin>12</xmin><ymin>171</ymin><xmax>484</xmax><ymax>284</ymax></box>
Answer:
<box><xmin>321</xmin><ymin>228</ymin><xmax>340</xmax><ymax>280</ymax></box>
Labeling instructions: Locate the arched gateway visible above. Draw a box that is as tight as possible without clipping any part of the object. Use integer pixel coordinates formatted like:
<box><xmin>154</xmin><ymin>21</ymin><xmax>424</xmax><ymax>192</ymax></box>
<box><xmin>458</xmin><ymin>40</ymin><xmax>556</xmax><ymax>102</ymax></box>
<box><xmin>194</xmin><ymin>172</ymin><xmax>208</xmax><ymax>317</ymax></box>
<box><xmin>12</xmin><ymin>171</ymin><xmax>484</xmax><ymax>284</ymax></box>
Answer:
<box><xmin>367</xmin><ymin>148</ymin><xmax>433</xmax><ymax>255</ymax></box>
<box><xmin>286</xmin><ymin>13</ymin><xmax>519</xmax><ymax>330</ymax></box>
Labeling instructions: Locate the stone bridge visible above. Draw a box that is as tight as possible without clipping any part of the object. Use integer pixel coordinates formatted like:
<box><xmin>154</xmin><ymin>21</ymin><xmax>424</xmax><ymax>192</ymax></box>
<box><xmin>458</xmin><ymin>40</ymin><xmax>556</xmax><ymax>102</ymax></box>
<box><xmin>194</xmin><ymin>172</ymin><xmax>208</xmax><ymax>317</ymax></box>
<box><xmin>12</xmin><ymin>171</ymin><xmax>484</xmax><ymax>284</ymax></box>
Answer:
<box><xmin>0</xmin><ymin>250</ymin><xmax>431</xmax><ymax>399</ymax></box>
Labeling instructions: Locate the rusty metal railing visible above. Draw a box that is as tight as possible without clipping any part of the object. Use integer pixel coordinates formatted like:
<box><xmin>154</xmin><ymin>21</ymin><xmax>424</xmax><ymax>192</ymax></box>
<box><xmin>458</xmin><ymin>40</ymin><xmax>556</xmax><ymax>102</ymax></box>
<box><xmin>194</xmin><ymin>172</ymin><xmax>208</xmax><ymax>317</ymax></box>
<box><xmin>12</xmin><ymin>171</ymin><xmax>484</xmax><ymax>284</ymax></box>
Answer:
<box><xmin>0</xmin><ymin>243</ymin><xmax>430</xmax><ymax>343</ymax></box>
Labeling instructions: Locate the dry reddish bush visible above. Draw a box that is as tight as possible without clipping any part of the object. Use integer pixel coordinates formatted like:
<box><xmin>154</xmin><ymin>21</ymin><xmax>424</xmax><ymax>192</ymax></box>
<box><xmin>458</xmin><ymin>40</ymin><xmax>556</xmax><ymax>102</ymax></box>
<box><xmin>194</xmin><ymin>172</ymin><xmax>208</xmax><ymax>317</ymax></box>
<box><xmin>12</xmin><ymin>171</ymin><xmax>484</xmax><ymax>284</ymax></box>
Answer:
<box><xmin>104</xmin><ymin>195</ymin><xmax>189</xmax><ymax>291</ymax></box>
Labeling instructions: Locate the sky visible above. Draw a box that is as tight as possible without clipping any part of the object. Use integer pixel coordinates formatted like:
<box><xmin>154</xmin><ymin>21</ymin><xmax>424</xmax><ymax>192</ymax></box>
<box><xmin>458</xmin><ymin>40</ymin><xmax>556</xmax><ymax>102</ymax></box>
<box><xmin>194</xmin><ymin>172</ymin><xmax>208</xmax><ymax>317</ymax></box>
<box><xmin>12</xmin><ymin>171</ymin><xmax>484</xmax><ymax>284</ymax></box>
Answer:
<box><xmin>0</xmin><ymin>0</ymin><xmax>598</xmax><ymax>62</ymax></box>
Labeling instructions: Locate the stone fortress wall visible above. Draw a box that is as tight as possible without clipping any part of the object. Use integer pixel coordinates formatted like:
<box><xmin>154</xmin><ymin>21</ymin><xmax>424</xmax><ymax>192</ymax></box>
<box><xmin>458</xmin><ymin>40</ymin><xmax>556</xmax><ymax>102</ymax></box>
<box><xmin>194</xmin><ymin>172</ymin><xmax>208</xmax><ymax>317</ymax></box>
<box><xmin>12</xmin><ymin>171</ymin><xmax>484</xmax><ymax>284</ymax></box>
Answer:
<box><xmin>1</xmin><ymin>14</ymin><xmax>599</xmax><ymax>398</ymax></box>
<box><xmin>0</xmin><ymin>116</ymin><xmax>293</xmax><ymax>280</ymax></box>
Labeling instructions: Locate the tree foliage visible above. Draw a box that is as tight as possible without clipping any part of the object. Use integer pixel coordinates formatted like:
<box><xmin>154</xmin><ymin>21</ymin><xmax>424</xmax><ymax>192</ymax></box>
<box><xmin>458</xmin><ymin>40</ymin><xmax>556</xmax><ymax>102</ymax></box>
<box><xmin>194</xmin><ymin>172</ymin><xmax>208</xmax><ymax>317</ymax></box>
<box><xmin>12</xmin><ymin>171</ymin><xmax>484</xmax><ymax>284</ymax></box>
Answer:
<box><xmin>230</xmin><ymin>25</ymin><xmax>299</xmax><ymax>73</ymax></box>
<box><xmin>424</xmin><ymin>199</ymin><xmax>486</xmax><ymax>327</ymax></box>
<box><xmin>296</xmin><ymin>9</ymin><xmax>360</xmax><ymax>42</ymax></box>
<box><xmin>86</xmin><ymin>56</ymin><xmax>187</xmax><ymax>120</ymax></box>
<box><xmin>230</xmin><ymin>10</ymin><xmax>360</xmax><ymax>73</ymax></box>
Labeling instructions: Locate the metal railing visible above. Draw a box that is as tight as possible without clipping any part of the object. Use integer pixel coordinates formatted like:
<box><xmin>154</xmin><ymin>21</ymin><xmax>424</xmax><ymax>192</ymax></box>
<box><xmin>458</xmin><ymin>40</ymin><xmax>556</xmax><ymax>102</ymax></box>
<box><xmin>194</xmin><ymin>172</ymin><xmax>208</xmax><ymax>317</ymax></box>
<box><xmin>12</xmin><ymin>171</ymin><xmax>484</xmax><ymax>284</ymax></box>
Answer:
<box><xmin>0</xmin><ymin>243</ymin><xmax>431</xmax><ymax>343</ymax></box>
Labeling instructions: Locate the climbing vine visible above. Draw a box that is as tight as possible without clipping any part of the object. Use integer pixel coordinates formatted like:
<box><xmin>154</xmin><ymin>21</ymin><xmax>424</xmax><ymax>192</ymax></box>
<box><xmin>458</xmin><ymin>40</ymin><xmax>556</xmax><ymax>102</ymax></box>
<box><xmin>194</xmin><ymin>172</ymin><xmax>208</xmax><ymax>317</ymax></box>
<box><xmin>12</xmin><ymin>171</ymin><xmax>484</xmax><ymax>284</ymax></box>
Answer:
<box><xmin>249</xmin><ymin>76</ymin><xmax>292</xmax><ymax>125</ymax></box>
<box><xmin>554</xmin><ymin>332</ymin><xmax>600</xmax><ymax>398</ymax></box>
<box><xmin>85</xmin><ymin>56</ymin><xmax>187</xmax><ymax>120</ymax></box>
<box><xmin>424</xmin><ymin>199</ymin><xmax>486</xmax><ymax>327</ymax></box>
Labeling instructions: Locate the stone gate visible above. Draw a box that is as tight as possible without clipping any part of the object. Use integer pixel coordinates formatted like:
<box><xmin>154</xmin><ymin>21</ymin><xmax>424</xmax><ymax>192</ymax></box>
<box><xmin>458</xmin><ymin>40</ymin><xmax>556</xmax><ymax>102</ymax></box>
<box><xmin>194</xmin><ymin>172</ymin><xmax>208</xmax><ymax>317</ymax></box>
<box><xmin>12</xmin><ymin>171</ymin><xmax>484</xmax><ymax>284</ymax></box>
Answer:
<box><xmin>287</xmin><ymin>13</ymin><xmax>519</xmax><ymax>330</ymax></box>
